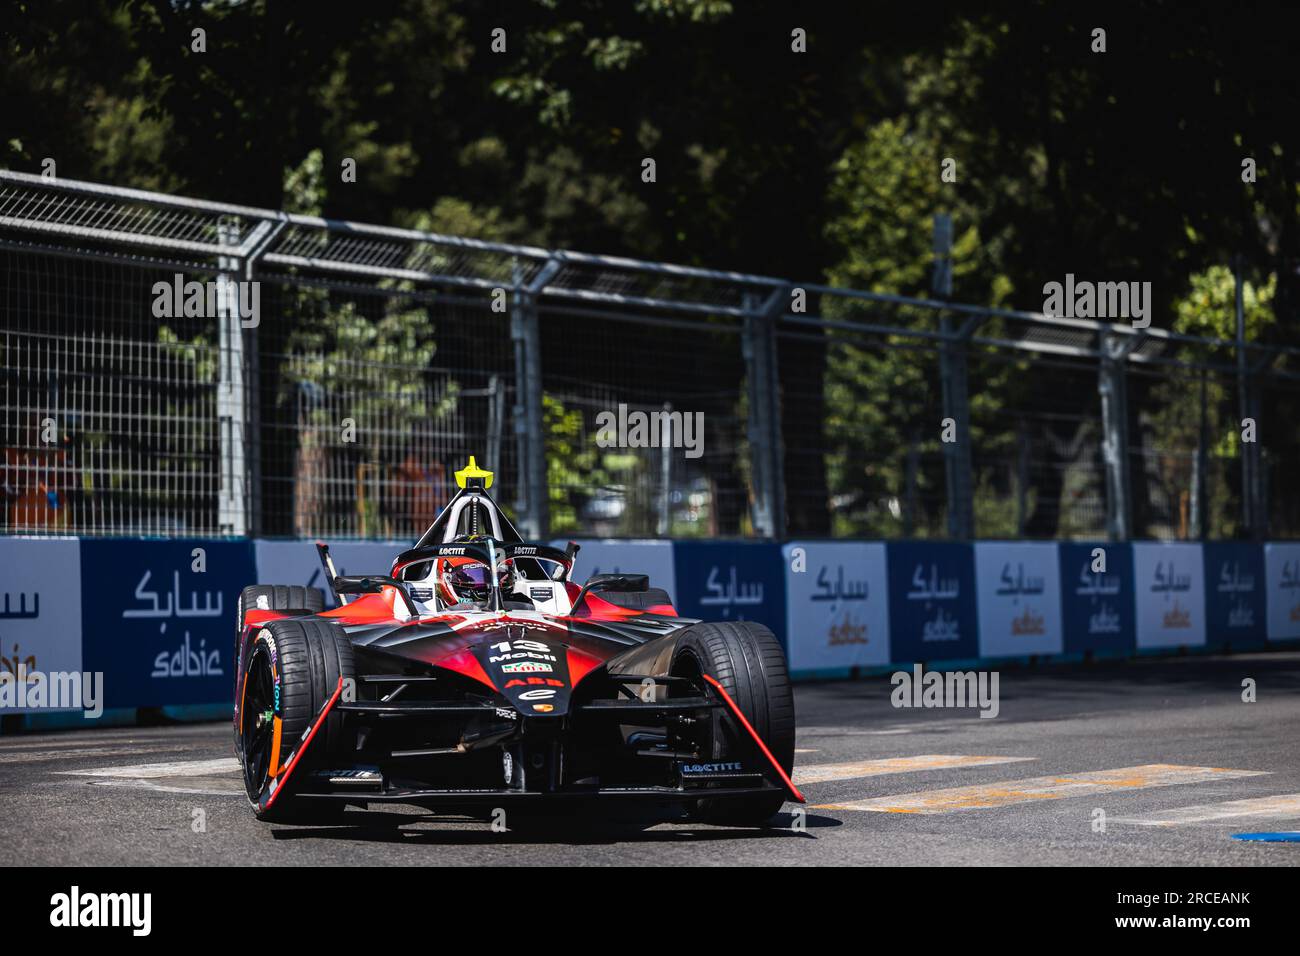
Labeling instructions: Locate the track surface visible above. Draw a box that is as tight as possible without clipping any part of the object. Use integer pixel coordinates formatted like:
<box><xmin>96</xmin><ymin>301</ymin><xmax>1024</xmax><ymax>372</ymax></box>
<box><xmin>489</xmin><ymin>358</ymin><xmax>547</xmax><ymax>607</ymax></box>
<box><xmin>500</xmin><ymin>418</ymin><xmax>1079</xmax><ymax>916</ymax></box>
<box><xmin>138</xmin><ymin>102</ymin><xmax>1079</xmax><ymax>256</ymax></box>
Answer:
<box><xmin>4</xmin><ymin>652</ymin><xmax>1300</xmax><ymax>866</ymax></box>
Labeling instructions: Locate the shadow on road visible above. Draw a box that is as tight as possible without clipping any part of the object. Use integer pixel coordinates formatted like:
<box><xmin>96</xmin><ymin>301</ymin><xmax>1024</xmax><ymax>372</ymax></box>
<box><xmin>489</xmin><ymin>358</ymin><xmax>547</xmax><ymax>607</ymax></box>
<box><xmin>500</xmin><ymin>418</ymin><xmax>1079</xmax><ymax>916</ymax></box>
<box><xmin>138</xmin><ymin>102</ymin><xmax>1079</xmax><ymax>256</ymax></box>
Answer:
<box><xmin>269</xmin><ymin>809</ymin><xmax>840</xmax><ymax>846</ymax></box>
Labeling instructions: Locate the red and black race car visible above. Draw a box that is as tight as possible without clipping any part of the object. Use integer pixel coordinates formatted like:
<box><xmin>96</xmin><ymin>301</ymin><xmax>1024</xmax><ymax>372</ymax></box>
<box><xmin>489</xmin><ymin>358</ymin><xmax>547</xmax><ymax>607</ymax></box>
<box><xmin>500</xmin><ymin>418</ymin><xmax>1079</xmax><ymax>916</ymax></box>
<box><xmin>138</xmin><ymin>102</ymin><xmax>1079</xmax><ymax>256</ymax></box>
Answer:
<box><xmin>234</xmin><ymin>458</ymin><xmax>801</xmax><ymax>827</ymax></box>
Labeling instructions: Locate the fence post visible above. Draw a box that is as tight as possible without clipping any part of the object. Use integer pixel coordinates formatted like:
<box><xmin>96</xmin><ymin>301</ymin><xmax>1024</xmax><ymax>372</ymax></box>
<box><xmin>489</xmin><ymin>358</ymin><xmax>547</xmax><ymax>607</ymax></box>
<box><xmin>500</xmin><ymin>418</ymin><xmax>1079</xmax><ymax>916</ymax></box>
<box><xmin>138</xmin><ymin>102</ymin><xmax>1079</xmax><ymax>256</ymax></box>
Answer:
<box><xmin>1098</xmin><ymin>329</ymin><xmax>1134</xmax><ymax>541</ymax></box>
<box><xmin>743</xmin><ymin>289</ymin><xmax>786</xmax><ymax>538</ymax></box>
<box><xmin>1192</xmin><ymin>368</ymin><xmax>1209</xmax><ymax>539</ymax></box>
<box><xmin>1234</xmin><ymin>257</ymin><xmax>1266</xmax><ymax>540</ymax></box>
<box><xmin>933</xmin><ymin>214</ymin><xmax>974</xmax><ymax>539</ymax></box>
<box><xmin>511</xmin><ymin>258</ymin><xmax>555</xmax><ymax>540</ymax></box>
<box><xmin>216</xmin><ymin>218</ymin><xmax>249</xmax><ymax>537</ymax></box>
<box><xmin>938</xmin><ymin>319</ymin><xmax>974</xmax><ymax>539</ymax></box>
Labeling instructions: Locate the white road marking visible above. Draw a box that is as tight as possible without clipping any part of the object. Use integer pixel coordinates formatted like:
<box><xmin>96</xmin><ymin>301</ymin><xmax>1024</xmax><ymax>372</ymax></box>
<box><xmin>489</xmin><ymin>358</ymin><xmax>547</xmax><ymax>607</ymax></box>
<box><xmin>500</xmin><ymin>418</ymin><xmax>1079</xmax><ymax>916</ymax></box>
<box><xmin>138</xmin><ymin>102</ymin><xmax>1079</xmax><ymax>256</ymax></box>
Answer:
<box><xmin>57</xmin><ymin>757</ymin><xmax>239</xmax><ymax>778</ymax></box>
<box><xmin>0</xmin><ymin>746</ymin><xmax>179</xmax><ymax>765</ymax></box>
<box><xmin>815</xmin><ymin>764</ymin><xmax>1270</xmax><ymax>813</ymax></box>
<box><xmin>794</xmin><ymin>754</ymin><xmax>1033</xmax><ymax>785</ymax></box>
<box><xmin>84</xmin><ymin>778</ymin><xmax>242</xmax><ymax>797</ymax></box>
<box><xmin>1112</xmin><ymin>793</ymin><xmax>1300</xmax><ymax>827</ymax></box>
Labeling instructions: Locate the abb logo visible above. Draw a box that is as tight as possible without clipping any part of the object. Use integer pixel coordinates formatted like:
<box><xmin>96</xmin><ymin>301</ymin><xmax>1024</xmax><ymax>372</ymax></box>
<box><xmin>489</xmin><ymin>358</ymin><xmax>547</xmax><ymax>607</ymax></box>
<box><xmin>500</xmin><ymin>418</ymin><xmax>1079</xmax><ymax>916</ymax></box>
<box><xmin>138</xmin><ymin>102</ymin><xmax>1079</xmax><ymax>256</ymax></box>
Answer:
<box><xmin>504</xmin><ymin>677</ymin><xmax>564</xmax><ymax>688</ymax></box>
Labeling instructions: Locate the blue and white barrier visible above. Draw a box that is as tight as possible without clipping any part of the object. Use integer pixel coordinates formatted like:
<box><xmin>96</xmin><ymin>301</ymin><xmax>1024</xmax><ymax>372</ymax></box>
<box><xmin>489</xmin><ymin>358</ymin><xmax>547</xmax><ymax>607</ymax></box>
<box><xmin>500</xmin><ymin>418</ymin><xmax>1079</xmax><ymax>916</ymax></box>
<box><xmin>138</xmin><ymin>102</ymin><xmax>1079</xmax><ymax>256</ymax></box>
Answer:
<box><xmin>1</xmin><ymin>537</ymin><xmax>1297</xmax><ymax>724</ymax></box>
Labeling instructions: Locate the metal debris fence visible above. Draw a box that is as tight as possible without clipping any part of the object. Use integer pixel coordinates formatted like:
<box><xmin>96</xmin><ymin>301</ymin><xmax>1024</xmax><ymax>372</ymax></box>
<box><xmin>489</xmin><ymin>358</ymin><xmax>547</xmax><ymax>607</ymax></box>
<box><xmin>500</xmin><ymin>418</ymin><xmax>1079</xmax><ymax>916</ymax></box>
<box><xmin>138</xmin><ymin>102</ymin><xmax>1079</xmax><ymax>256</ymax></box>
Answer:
<box><xmin>1</xmin><ymin>170</ymin><xmax>1296</xmax><ymax>542</ymax></box>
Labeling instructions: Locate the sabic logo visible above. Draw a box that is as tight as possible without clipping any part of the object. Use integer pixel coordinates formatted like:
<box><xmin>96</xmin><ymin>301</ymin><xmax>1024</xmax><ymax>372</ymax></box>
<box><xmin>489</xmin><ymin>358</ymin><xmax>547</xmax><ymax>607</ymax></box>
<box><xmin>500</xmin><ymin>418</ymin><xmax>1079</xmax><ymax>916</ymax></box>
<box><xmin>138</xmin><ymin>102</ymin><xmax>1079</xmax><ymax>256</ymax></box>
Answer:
<box><xmin>827</xmin><ymin>614</ymin><xmax>868</xmax><ymax>646</ymax></box>
<box><xmin>1228</xmin><ymin>603</ymin><xmax>1255</xmax><ymax>628</ymax></box>
<box><xmin>922</xmin><ymin>608</ymin><xmax>960</xmax><ymax>642</ymax></box>
<box><xmin>1163</xmin><ymin>600</ymin><xmax>1192</xmax><ymax>629</ymax></box>
<box><xmin>1010</xmin><ymin>607</ymin><xmax>1046</xmax><ymax>636</ymax></box>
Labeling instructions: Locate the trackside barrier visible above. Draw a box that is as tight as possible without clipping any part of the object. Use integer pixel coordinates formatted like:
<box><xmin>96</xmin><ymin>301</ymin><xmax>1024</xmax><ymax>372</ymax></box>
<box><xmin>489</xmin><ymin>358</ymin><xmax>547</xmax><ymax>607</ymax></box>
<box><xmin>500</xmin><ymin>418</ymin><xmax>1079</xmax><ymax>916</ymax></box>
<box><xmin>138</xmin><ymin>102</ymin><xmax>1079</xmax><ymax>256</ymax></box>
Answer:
<box><xmin>1</xmin><ymin>538</ymin><xmax>1297</xmax><ymax>728</ymax></box>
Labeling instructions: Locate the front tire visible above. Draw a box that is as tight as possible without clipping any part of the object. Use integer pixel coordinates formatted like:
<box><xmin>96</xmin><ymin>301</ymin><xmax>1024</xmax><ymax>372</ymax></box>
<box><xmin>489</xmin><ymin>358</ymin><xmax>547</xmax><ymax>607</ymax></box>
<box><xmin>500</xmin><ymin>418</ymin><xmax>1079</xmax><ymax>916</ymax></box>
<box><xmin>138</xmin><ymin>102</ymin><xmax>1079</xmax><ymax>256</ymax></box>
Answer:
<box><xmin>236</xmin><ymin>618</ymin><xmax>354</xmax><ymax>824</ymax></box>
<box><xmin>671</xmin><ymin>621</ymin><xmax>795</xmax><ymax>826</ymax></box>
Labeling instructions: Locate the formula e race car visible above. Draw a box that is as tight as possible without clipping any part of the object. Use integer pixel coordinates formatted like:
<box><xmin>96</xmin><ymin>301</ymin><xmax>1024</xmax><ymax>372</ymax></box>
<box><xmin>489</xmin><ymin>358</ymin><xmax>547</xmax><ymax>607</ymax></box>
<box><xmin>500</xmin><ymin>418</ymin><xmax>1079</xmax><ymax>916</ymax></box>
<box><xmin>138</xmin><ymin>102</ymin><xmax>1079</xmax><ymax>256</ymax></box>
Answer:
<box><xmin>233</xmin><ymin>458</ymin><xmax>801</xmax><ymax>828</ymax></box>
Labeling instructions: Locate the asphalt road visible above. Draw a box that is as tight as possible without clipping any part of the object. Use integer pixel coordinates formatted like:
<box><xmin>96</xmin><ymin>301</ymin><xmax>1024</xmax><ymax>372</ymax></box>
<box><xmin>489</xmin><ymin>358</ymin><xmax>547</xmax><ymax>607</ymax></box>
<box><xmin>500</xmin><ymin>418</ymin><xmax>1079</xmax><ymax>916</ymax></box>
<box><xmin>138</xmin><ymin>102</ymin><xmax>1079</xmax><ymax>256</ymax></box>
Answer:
<box><xmin>4</xmin><ymin>652</ymin><xmax>1300</xmax><ymax>866</ymax></box>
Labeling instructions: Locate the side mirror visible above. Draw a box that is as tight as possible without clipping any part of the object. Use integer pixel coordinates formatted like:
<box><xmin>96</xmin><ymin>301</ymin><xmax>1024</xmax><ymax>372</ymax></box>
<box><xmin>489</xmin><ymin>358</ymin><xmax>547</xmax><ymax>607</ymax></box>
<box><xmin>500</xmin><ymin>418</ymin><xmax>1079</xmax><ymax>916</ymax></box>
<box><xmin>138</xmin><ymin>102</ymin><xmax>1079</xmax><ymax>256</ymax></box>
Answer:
<box><xmin>571</xmin><ymin>572</ymin><xmax>649</xmax><ymax>612</ymax></box>
<box><xmin>333</xmin><ymin>574</ymin><xmax>419</xmax><ymax>616</ymax></box>
<box><xmin>584</xmin><ymin>573</ymin><xmax>649</xmax><ymax>593</ymax></box>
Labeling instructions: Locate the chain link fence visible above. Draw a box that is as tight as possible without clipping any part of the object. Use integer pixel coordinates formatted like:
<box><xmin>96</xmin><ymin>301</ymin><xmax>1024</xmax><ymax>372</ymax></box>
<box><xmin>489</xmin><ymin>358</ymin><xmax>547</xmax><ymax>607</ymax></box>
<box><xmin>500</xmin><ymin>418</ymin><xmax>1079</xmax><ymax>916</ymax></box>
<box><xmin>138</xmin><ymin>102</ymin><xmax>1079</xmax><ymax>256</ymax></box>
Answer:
<box><xmin>2</xmin><ymin>170</ymin><xmax>1298</xmax><ymax>542</ymax></box>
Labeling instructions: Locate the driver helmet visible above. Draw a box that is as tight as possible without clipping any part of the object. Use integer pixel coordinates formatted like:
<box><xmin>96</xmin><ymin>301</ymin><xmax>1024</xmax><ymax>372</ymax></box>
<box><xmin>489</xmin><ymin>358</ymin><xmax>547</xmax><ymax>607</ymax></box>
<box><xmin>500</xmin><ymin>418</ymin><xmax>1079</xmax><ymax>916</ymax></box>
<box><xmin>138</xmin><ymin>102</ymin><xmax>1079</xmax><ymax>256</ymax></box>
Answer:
<box><xmin>436</xmin><ymin>555</ymin><xmax>514</xmax><ymax>608</ymax></box>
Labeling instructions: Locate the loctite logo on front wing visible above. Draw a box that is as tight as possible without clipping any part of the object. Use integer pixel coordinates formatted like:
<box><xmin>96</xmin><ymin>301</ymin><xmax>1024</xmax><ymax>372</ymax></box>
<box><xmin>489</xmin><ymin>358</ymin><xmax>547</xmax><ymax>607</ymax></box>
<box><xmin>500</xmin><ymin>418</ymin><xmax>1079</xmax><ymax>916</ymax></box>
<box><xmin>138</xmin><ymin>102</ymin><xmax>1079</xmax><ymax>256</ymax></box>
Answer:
<box><xmin>500</xmin><ymin>661</ymin><xmax>553</xmax><ymax>674</ymax></box>
<box><xmin>680</xmin><ymin>761</ymin><xmax>745</xmax><ymax>775</ymax></box>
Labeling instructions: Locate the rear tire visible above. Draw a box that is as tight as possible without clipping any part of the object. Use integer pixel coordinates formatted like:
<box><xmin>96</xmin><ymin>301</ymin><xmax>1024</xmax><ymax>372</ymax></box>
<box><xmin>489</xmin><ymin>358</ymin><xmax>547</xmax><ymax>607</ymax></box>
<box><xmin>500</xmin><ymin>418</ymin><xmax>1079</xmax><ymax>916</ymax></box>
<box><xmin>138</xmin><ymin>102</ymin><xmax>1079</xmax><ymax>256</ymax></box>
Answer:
<box><xmin>236</xmin><ymin>584</ymin><xmax>326</xmax><ymax>634</ymax></box>
<box><xmin>670</xmin><ymin>621</ymin><xmax>795</xmax><ymax>826</ymax></box>
<box><xmin>234</xmin><ymin>585</ymin><xmax>325</xmax><ymax>698</ymax></box>
<box><xmin>236</xmin><ymin>618</ymin><xmax>354</xmax><ymax>824</ymax></box>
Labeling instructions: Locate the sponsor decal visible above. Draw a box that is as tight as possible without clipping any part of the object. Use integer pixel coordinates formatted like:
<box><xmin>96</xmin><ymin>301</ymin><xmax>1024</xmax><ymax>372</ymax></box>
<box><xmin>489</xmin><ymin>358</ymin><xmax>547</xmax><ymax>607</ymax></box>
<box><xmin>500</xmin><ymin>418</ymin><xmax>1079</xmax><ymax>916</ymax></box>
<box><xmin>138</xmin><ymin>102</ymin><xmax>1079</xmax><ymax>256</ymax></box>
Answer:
<box><xmin>532</xmin><ymin>703</ymin><xmax>554</xmax><ymax>712</ymax></box>
<box><xmin>887</xmin><ymin>542</ymin><xmax>978</xmax><ymax>661</ymax></box>
<box><xmin>1133</xmin><ymin>543</ymin><xmax>1206</xmax><ymax>649</ymax></box>
<box><xmin>151</xmin><ymin>633</ymin><xmax>222</xmax><ymax>678</ymax></box>
<box><xmin>1204</xmin><ymin>542</ymin><xmax>1265</xmax><ymax>644</ymax></box>
<box><xmin>975</xmin><ymin>543</ymin><xmax>1063</xmax><ymax>657</ymax></box>
<box><xmin>828</xmin><ymin>613</ymin><xmax>868</xmax><ymax>645</ymax></box>
<box><xmin>1059</xmin><ymin>543</ymin><xmax>1136</xmax><ymax>654</ymax></box>
<box><xmin>1265</xmin><ymin>543</ymin><xmax>1300</xmax><ymax>640</ymax></box>
<box><xmin>0</xmin><ymin>540</ymin><xmax>83</xmax><ymax>713</ymax></box>
<box><xmin>0</xmin><ymin>641</ymin><xmax>37</xmax><ymax>682</ymax></box>
<box><xmin>675</xmin><ymin>542</ymin><xmax>785</xmax><ymax>635</ymax></box>
<box><xmin>529</xmin><ymin>587</ymin><xmax>552</xmax><ymax>601</ymax></box>
<box><xmin>82</xmin><ymin>539</ymin><xmax>254</xmax><ymax>708</ymax></box>
<box><xmin>315</xmin><ymin>768</ymin><xmax>382</xmax><ymax>786</ymax></box>
<box><xmin>518</xmin><ymin>688</ymin><xmax>556</xmax><ymax>701</ymax></box>
<box><xmin>482</xmin><ymin>620</ymin><xmax>552</xmax><ymax>632</ymax></box>
<box><xmin>504</xmin><ymin>678</ymin><xmax>563</xmax><ymax>688</ymax></box>
<box><xmin>784</xmin><ymin>542</ymin><xmax>890</xmax><ymax>671</ymax></box>
<box><xmin>500</xmin><ymin>661</ymin><xmax>553</xmax><ymax>674</ymax></box>
<box><xmin>680</xmin><ymin>761</ymin><xmax>744</xmax><ymax>775</ymax></box>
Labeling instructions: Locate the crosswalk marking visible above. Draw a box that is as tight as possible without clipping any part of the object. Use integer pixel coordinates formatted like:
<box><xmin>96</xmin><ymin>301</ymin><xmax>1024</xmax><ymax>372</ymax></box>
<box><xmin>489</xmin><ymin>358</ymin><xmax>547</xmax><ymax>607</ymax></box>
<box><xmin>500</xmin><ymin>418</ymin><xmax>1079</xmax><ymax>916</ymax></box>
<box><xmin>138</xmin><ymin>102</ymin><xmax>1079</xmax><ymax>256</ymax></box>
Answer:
<box><xmin>57</xmin><ymin>757</ymin><xmax>239</xmax><ymax>778</ymax></box>
<box><xmin>814</xmin><ymin>764</ymin><xmax>1269</xmax><ymax>814</ymax></box>
<box><xmin>794</xmin><ymin>754</ymin><xmax>1032</xmax><ymax>786</ymax></box>
<box><xmin>1112</xmin><ymin>793</ymin><xmax>1300</xmax><ymax>827</ymax></box>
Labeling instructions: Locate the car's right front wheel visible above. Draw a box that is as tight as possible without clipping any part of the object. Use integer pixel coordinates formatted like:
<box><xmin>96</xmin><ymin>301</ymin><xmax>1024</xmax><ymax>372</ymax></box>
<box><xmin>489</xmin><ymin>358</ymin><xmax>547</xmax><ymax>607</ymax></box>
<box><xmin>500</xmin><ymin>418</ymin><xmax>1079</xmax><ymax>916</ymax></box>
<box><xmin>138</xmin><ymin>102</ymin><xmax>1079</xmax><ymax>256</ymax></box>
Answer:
<box><xmin>670</xmin><ymin>620</ymin><xmax>796</xmax><ymax>826</ymax></box>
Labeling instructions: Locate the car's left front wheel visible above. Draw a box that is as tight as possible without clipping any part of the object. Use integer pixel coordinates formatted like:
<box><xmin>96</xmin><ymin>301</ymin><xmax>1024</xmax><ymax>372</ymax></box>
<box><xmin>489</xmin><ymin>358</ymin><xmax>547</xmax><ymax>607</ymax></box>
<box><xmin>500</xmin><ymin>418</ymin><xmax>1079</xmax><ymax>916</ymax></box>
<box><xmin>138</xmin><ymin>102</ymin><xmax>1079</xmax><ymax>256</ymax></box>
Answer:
<box><xmin>236</xmin><ymin>618</ymin><xmax>354</xmax><ymax>824</ymax></box>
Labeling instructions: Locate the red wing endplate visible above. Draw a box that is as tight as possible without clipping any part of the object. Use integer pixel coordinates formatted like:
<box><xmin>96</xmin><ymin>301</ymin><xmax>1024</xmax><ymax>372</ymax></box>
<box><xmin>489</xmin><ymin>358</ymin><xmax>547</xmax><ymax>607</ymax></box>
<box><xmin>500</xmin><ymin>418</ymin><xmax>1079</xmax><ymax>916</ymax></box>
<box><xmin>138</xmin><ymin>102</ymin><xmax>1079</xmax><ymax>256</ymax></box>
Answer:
<box><xmin>258</xmin><ymin>676</ymin><xmax>344</xmax><ymax>812</ymax></box>
<box><xmin>701</xmin><ymin>673</ymin><xmax>805</xmax><ymax>803</ymax></box>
